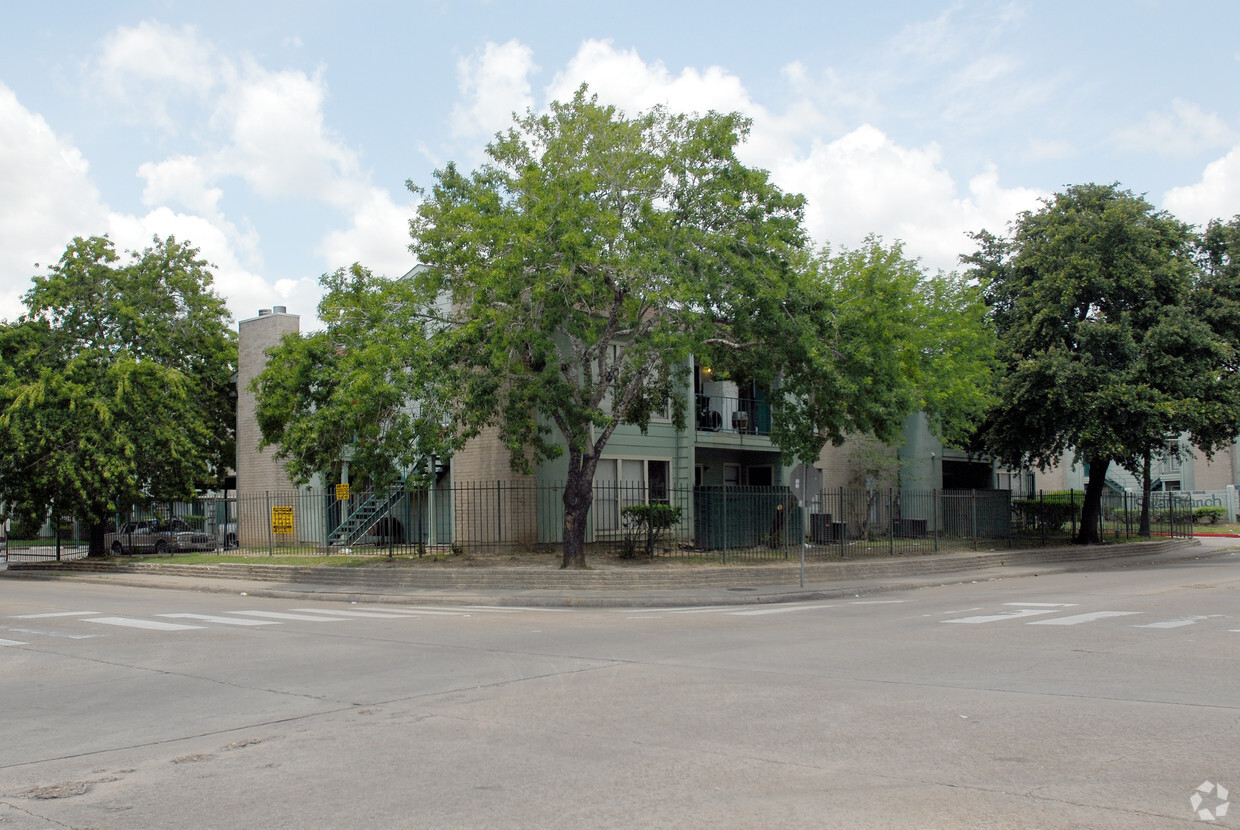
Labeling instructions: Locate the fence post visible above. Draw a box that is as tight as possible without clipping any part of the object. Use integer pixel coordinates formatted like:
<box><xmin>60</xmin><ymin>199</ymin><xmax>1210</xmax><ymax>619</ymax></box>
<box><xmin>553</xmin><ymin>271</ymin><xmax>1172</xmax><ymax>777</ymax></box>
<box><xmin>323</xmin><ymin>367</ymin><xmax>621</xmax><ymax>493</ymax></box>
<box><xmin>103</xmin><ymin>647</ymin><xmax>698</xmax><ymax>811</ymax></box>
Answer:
<box><xmin>839</xmin><ymin>486</ymin><xmax>846</xmax><ymax>559</ymax></box>
<box><xmin>933</xmin><ymin>489</ymin><xmax>940</xmax><ymax>553</ymax></box>
<box><xmin>721</xmin><ymin>487</ymin><xmax>727</xmax><ymax>565</ymax></box>
<box><xmin>889</xmin><ymin>489</ymin><xmax>895</xmax><ymax>557</ymax></box>
<box><xmin>1069</xmin><ymin>489</ymin><xmax>1077</xmax><ymax>540</ymax></box>
<box><xmin>428</xmin><ymin>458</ymin><xmax>437</xmax><ymax>549</ymax></box>
<box><xmin>265</xmin><ymin>491</ymin><xmax>273</xmax><ymax>556</ymax></box>
<box><xmin>971</xmin><ymin>489</ymin><xmax>978</xmax><ymax>550</ymax></box>
<box><xmin>497</xmin><ymin>480</ymin><xmax>502</xmax><ymax>543</ymax></box>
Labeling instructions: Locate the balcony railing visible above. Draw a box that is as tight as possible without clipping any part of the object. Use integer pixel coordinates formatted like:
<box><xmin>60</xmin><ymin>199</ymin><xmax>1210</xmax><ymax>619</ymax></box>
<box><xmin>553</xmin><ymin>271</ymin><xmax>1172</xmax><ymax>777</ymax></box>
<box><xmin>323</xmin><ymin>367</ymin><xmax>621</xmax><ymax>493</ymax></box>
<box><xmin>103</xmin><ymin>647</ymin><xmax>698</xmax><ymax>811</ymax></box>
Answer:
<box><xmin>696</xmin><ymin>394</ymin><xmax>771</xmax><ymax>436</ymax></box>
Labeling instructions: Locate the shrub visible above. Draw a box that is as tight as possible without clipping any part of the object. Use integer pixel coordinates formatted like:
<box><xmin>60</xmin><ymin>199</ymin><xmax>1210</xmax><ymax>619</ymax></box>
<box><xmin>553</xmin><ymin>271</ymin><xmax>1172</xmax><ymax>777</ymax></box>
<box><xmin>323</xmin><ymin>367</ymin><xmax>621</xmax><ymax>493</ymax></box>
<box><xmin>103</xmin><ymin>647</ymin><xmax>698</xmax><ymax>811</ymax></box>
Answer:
<box><xmin>620</xmin><ymin>504</ymin><xmax>683</xmax><ymax>559</ymax></box>
<box><xmin>1193</xmin><ymin>506</ymin><xmax>1226</xmax><ymax>525</ymax></box>
<box><xmin>1012</xmin><ymin>492</ymin><xmax>1079</xmax><ymax>533</ymax></box>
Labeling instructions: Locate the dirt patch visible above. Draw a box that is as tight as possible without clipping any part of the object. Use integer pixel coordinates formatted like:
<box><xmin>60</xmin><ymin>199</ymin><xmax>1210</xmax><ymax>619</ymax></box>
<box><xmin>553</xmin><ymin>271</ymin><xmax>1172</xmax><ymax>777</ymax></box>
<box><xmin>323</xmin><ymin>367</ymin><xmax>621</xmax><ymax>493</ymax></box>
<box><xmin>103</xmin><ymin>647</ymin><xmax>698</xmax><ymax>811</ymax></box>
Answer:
<box><xmin>171</xmin><ymin>754</ymin><xmax>213</xmax><ymax>764</ymax></box>
<box><xmin>17</xmin><ymin>778</ymin><xmax>115</xmax><ymax>799</ymax></box>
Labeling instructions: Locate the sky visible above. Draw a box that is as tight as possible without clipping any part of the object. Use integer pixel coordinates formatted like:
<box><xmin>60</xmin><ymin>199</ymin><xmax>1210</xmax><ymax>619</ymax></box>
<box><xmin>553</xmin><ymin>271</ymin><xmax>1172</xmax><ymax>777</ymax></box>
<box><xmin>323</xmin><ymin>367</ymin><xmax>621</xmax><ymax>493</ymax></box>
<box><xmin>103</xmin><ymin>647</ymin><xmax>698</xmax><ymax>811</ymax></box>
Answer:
<box><xmin>2</xmin><ymin>1</ymin><xmax>1238</xmax><ymax>329</ymax></box>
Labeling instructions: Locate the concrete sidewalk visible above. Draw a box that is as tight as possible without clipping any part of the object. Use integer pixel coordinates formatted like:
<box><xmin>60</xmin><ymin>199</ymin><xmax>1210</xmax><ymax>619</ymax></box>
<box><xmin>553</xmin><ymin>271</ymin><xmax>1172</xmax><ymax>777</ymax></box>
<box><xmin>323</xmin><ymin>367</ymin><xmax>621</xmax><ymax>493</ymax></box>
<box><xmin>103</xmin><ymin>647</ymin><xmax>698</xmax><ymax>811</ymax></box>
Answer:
<box><xmin>4</xmin><ymin>537</ymin><xmax>1237</xmax><ymax>607</ymax></box>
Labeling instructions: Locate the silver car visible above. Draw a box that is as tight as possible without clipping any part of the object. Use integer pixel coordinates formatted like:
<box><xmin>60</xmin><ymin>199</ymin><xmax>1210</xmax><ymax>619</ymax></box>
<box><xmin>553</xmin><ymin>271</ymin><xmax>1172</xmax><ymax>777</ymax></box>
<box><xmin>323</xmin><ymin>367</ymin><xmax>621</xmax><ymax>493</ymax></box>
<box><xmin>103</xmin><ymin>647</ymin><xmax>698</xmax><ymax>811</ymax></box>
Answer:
<box><xmin>105</xmin><ymin>518</ymin><xmax>214</xmax><ymax>555</ymax></box>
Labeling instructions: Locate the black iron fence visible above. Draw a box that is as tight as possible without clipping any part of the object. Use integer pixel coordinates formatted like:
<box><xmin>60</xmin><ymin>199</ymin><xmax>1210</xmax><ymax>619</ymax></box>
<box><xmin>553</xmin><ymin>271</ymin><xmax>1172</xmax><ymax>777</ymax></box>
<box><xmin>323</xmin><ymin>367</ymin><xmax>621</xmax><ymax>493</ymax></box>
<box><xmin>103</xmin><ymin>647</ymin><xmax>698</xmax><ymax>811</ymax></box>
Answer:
<box><xmin>14</xmin><ymin>485</ymin><xmax>1185</xmax><ymax>561</ymax></box>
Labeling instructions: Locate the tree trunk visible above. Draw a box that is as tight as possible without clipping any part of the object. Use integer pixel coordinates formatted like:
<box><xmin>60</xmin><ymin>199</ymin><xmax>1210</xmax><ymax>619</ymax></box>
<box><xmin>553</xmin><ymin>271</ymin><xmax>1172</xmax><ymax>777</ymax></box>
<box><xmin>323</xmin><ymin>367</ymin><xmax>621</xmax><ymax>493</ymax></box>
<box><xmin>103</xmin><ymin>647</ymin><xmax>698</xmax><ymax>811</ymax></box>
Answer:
<box><xmin>88</xmin><ymin>519</ymin><xmax>108</xmax><ymax>556</ymax></box>
<box><xmin>560</xmin><ymin>474</ymin><xmax>594</xmax><ymax>569</ymax></box>
<box><xmin>1139</xmin><ymin>451</ymin><xmax>1152</xmax><ymax>537</ymax></box>
<box><xmin>1075</xmin><ymin>456</ymin><xmax>1110</xmax><ymax>544</ymax></box>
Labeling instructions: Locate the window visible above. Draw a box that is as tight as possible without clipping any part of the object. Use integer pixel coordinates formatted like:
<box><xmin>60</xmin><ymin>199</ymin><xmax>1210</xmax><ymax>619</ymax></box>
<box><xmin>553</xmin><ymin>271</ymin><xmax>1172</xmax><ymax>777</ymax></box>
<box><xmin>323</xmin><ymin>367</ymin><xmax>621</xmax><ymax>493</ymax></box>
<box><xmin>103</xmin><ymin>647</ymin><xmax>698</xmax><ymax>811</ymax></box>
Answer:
<box><xmin>593</xmin><ymin>458</ymin><xmax>670</xmax><ymax>532</ymax></box>
<box><xmin>746</xmin><ymin>466</ymin><xmax>773</xmax><ymax>486</ymax></box>
<box><xmin>600</xmin><ymin>344</ymin><xmax>670</xmax><ymax>421</ymax></box>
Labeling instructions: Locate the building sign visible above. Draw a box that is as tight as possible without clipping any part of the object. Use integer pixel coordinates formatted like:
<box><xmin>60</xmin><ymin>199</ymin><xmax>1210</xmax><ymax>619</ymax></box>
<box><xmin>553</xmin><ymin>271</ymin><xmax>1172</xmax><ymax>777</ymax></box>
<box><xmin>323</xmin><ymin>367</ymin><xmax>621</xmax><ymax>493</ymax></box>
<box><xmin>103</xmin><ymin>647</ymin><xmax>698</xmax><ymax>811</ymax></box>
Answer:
<box><xmin>335</xmin><ymin>482</ymin><xmax>350</xmax><ymax>501</ymax></box>
<box><xmin>271</xmin><ymin>505</ymin><xmax>294</xmax><ymax>535</ymax></box>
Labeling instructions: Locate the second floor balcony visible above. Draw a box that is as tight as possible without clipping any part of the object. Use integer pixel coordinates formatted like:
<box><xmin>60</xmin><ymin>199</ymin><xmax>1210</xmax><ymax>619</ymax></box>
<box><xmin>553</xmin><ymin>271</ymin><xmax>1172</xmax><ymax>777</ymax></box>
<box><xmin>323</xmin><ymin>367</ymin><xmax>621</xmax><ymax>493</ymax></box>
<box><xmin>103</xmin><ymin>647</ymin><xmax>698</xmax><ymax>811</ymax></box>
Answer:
<box><xmin>696</xmin><ymin>393</ymin><xmax>771</xmax><ymax>437</ymax></box>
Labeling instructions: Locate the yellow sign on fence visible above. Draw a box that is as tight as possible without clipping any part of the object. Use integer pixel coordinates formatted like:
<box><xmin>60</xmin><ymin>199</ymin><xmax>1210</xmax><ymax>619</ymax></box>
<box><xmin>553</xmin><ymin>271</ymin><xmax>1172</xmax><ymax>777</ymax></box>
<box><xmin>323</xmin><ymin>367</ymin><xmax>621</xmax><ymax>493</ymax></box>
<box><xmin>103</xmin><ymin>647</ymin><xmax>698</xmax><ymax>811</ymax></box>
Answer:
<box><xmin>335</xmin><ymin>482</ymin><xmax>350</xmax><ymax>501</ymax></box>
<box><xmin>271</xmin><ymin>505</ymin><xmax>294</xmax><ymax>535</ymax></box>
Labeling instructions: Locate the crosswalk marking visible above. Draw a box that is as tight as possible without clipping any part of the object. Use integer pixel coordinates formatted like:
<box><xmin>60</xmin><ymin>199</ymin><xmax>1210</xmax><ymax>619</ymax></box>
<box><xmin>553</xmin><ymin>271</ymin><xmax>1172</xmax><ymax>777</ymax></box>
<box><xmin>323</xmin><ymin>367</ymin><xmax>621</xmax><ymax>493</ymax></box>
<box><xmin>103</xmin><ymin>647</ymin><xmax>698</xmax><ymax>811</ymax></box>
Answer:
<box><xmin>158</xmin><ymin>614</ymin><xmax>280</xmax><ymax>627</ymax></box>
<box><xmin>1135</xmin><ymin>616</ymin><xmax>1222</xmax><ymax>629</ymax></box>
<box><xmin>1028</xmin><ymin>611</ymin><xmax>1141</xmax><ymax>626</ymax></box>
<box><xmin>5</xmin><ymin>627</ymin><xmax>99</xmax><ymax>640</ymax></box>
<box><xmin>944</xmin><ymin>608</ymin><xmax>1061</xmax><ymax>624</ymax></box>
<box><xmin>231</xmin><ymin>611</ymin><xmax>347</xmax><ymax>622</ymax></box>
<box><xmin>86</xmin><ymin>617</ymin><xmax>203</xmax><ymax>631</ymax></box>
<box><xmin>0</xmin><ymin>638</ymin><xmax>27</xmax><ymax>646</ymax></box>
<box><xmin>11</xmin><ymin>611</ymin><xmax>99</xmax><ymax>619</ymax></box>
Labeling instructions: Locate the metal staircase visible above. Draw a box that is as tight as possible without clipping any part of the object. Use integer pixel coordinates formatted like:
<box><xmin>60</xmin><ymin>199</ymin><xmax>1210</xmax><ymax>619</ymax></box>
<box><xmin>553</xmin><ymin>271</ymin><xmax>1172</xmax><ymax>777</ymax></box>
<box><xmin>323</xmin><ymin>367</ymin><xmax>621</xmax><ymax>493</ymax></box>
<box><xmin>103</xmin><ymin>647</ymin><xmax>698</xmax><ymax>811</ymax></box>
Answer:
<box><xmin>328</xmin><ymin>488</ymin><xmax>405</xmax><ymax>547</ymax></box>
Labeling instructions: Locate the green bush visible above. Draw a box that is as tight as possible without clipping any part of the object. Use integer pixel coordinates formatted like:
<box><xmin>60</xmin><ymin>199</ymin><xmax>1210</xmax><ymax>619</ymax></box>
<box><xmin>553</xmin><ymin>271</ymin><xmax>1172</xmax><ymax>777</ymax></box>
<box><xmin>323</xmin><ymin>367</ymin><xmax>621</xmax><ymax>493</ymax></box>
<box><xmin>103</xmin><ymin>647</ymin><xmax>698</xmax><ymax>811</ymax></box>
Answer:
<box><xmin>620</xmin><ymin>504</ymin><xmax>683</xmax><ymax>559</ymax></box>
<box><xmin>1012</xmin><ymin>492</ymin><xmax>1079</xmax><ymax>533</ymax></box>
<box><xmin>1193</xmin><ymin>506</ymin><xmax>1226</xmax><ymax>525</ymax></box>
<box><xmin>181</xmin><ymin>514</ymin><xmax>207</xmax><ymax>530</ymax></box>
<box><xmin>10</xmin><ymin>509</ymin><xmax>48</xmax><ymax>540</ymax></box>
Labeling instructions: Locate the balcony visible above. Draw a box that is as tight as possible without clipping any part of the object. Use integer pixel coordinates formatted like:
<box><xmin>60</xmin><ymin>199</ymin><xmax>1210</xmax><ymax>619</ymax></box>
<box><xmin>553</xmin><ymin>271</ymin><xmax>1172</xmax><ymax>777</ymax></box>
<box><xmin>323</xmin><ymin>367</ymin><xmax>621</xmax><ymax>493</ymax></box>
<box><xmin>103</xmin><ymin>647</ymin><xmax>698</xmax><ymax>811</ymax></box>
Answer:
<box><xmin>695</xmin><ymin>394</ymin><xmax>771</xmax><ymax>436</ymax></box>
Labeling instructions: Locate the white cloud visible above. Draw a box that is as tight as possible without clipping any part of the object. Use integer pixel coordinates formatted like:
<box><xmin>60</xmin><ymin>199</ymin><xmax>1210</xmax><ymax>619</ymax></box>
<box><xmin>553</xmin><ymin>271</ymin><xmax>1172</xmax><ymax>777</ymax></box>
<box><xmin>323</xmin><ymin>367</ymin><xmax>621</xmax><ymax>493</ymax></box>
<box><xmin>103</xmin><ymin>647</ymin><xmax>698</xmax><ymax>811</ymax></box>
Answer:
<box><xmin>777</xmin><ymin>127</ymin><xmax>1042</xmax><ymax>269</ymax></box>
<box><xmin>1163</xmin><ymin>145</ymin><xmax>1240</xmax><ymax>225</ymax></box>
<box><xmin>317</xmin><ymin>186</ymin><xmax>416</xmax><ymax>278</ymax></box>
<box><xmin>90</xmin><ymin>20</ymin><xmax>218</xmax><ymax>130</ymax></box>
<box><xmin>1114</xmin><ymin>99</ymin><xmax>1237</xmax><ymax>157</ymax></box>
<box><xmin>542</xmin><ymin>40</ymin><xmax>1042</xmax><ymax>273</ymax></box>
<box><xmin>0</xmin><ymin>84</ymin><xmax>110</xmax><ymax>321</ymax></box>
<box><xmin>104</xmin><ymin>207</ymin><xmax>272</xmax><ymax>320</ymax></box>
<box><xmin>451</xmin><ymin>40</ymin><xmax>538</xmax><ymax>140</ymax></box>
<box><xmin>214</xmin><ymin>62</ymin><xmax>365</xmax><ymax>204</ymax></box>
<box><xmin>87</xmin><ymin>23</ymin><xmax>415</xmax><ymax>317</ymax></box>
<box><xmin>547</xmin><ymin>39</ymin><xmax>756</xmax><ymax>120</ymax></box>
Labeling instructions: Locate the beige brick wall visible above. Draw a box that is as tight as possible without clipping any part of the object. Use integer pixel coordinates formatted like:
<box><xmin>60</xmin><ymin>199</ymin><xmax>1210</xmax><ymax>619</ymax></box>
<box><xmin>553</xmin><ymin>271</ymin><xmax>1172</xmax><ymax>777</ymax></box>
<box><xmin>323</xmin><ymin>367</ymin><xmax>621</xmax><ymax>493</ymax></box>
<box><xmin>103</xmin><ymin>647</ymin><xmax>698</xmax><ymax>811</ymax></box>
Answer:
<box><xmin>236</xmin><ymin>308</ymin><xmax>301</xmax><ymax>546</ymax></box>
<box><xmin>1194</xmin><ymin>444</ymin><xmax>1237</xmax><ymax>491</ymax></box>
<box><xmin>452</xmin><ymin>427</ymin><xmax>538</xmax><ymax>544</ymax></box>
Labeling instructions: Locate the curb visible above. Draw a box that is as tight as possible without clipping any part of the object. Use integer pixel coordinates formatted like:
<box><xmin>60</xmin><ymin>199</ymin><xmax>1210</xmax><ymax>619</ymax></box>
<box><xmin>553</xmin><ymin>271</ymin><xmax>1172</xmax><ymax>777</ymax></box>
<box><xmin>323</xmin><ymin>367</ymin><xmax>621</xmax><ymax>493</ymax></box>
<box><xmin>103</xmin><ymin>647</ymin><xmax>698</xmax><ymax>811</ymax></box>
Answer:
<box><xmin>2</xmin><ymin>539</ymin><xmax>1232</xmax><ymax>607</ymax></box>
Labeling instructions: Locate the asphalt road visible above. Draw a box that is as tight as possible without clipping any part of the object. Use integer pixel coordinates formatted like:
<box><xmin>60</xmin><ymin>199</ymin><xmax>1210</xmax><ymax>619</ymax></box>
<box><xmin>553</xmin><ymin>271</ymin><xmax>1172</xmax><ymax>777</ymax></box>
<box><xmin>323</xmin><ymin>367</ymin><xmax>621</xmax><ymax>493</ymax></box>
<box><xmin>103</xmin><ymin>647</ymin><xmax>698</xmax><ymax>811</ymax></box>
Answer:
<box><xmin>3</xmin><ymin>555</ymin><xmax>1240</xmax><ymax>828</ymax></box>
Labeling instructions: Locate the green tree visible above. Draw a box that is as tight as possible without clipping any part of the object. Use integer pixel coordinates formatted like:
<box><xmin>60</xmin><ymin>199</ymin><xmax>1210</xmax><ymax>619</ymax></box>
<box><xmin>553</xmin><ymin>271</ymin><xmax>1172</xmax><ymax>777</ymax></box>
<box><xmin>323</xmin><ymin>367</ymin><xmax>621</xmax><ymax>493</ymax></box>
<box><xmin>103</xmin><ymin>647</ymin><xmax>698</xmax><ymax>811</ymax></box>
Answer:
<box><xmin>252</xmin><ymin>263</ymin><xmax>433</xmax><ymax>488</ymax></box>
<box><xmin>254</xmin><ymin>91</ymin><xmax>993</xmax><ymax>569</ymax></box>
<box><xmin>773</xmin><ymin>238</ymin><xmax>995</xmax><ymax>463</ymax></box>
<box><xmin>0</xmin><ymin>235</ymin><xmax>236</xmax><ymax>554</ymax></box>
<box><xmin>966</xmin><ymin>183</ymin><xmax>1237</xmax><ymax>543</ymax></box>
<box><xmin>407</xmin><ymin>90</ymin><xmax>994</xmax><ymax>568</ymax></box>
<box><xmin>407</xmin><ymin>89</ymin><xmax>810</xmax><ymax>568</ymax></box>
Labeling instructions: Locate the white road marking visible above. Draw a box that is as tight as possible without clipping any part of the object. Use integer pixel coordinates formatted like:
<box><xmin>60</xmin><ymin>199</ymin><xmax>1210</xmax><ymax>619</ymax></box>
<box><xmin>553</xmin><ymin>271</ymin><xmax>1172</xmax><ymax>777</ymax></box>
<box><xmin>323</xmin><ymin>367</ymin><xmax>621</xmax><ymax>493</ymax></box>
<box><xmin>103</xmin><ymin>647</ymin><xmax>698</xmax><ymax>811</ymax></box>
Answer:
<box><xmin>1027</xmin><ymin>611</ymin><xmax>1141</xmax><ymax>626</ymax></box>
<box><xmin>231</xmin><ymin>611</ymin><xmax>348</xmax><ymax>622</ymax></box>
<box><xmin>617</xmin><ymin>606</ymin><xmax>718</xmax><ymax>613</ymax></box>
<box><xmin>0</xmin><ymin>638</ymin><xmax>27</xmax><ymax>646</ymax></box>
<box><xmin>1135</xmin><ymin>616</ymin><xmax>1222</xmax><ymax>629</ymax></box>
<box><xmin>849</xmin><ymin>600</ymin><xmax>908</xmax><ymax>605</ymax></box>
<box><xmin>1003</xmin><ymin>602</ymin><xmax>1078</xmax><ymax>608</ymax></box>
<box><xmin>381</xmin><ymin>609</ymin><xmax>473</xmax><ymax>617</ymax></box>
<box><xmin>86</xmin><ymin>617</ymin><xmax>203</xmax><ymax>631</ymax></box>
<box><xmin>925</xmin><ymin>607</ymin><xmax>983</xmax><ymax>617</ymax></box>
<box><xmin>943</xmin><ymin>609</ymin><xmax>1060</xmax><ymax>624</ymax></box>
<box><xmin>289</xmin><ymin>608</ymin><xmax>415</xmax><ymax>619</ymax></box>
<box><xmin>5</xmin><ymin>627</ymin><xmax>99</xmax><ymax>639</ymax></box>
<box><xmin>11</xmin><ymin>611</ymin><xmax>100</xmax><ymax>619</ymax></box>
<box><xmin>158</xmin><ymin>614</ymin><xmax>280</xmax><ymax>626</ymax></box>
<box><xmin>728</xmin><ymin>604</ymin><xmax>837</xmax><ymax>616</ymax></box>
<box><xmin>443</xmin><ymin>606</ymin><xmax>527</xmax><ymax>613</ymax></box>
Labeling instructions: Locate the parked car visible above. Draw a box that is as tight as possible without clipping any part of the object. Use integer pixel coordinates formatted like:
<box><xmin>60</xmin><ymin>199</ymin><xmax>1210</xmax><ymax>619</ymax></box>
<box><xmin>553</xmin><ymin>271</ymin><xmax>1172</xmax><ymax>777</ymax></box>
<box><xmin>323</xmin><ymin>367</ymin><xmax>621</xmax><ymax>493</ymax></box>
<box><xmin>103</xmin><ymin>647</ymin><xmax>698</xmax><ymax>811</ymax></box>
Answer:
<box><xmin>105</xmin><ymin>518</ymin><xmax>215</xmax><ymax>555</ymax></box>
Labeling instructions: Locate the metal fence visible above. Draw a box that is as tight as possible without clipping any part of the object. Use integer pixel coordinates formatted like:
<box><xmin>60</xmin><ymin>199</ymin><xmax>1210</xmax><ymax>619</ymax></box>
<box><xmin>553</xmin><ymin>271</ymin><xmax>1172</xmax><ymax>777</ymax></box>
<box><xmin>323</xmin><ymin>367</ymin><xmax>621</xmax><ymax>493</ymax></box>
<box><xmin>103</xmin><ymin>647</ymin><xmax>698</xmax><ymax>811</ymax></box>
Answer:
<box><xmin>10</xmin><ymin>485</ymin><xmax>1184</xmax><ymax>562</ymax></box>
